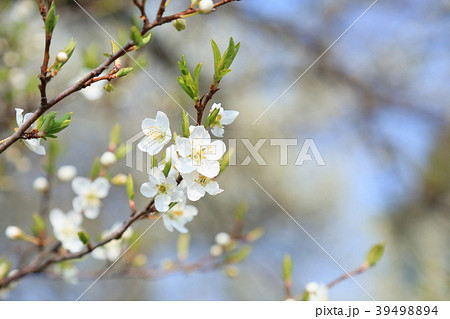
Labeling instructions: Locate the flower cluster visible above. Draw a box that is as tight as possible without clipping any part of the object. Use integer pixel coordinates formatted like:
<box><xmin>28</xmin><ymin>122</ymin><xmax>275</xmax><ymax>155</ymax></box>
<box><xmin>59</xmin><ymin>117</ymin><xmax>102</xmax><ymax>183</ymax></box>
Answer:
<box><xmin>138</xmin><ymin>104</ymin><xmax>238</xmax><ymax>233</ymax></box>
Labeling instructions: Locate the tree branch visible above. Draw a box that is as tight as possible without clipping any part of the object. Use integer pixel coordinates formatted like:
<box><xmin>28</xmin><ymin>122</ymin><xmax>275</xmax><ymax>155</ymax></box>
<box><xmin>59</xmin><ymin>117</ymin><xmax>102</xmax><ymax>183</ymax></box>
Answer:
<box><xmin>0</xmin><ymin>0</ymin><xmax>240</xmax><ymax>155</ymax></box>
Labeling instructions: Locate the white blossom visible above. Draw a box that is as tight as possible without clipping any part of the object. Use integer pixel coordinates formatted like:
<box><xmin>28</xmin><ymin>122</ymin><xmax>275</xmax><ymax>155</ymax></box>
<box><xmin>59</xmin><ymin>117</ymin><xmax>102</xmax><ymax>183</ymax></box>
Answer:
<box><xmin>209</xmin><ymin>103</ymin><xmax>239</xmax><ymax>137</ymax></box>
<box><xmin>162</xmin><ymin>201</ymin><xmax>198</xmax><ymax>233</ymax></box>
<box><xmin>15</xmin><ymin>108</ymin><xmax>46</xmax><ymax>155</ymax></box>
<box><xmin>5</xmin><ymin>226</ymin><xmax>23</xmax><ymax>239</ymax></box>
<box><xmin>100</xmin><ymin>151</ymin><xmax>117</xmax><ymax>167</ymax></box>
<box><xmin>138</xmin><ymin>111</ymin><xmax>172</xmax><ymax>155</ymax></box>
<box><xmin>305</xmin><ymin>282</ymin><xmax>329</xmax><ymax>301</ymax></box>
<box><xmin>181</xmin><ymin>170</ymin><xmax>223</xmax><ymax>201</ymax></box>
<box><xmin>92</xmin><ymin>223</ymin><xmax>133</xmax><ymax>262</ymax></box>
<box><xmin>32</xmin><ymin>176</ymin><xmax>49</xmax><ymax>192</ymax></box>
<box><xmin>198</xmin><ymin>0</ymin><xmax>214</xmax><ymax>14</ymax></box>
<box><xmin>140</xmin><ymin>167</ymin><xmax>182</xmax><ymax>212</ymax></box>
<box><xmin>49</xmin><ymin>208</ymin><xmax>84</xmax><ymax>253</ymax></box>
<box><xmin>57</xmin><ymin>165</ymin><xmax>77</xmax><ymax>182</ymax></box>
<box><xmin>175</xmin><ymin>125</ymin><xmax>226</xmax><ymax>178</ymax></box>
<box><xmin>215</xmin><ymin>232</ymin><xmax>231</xmax><ymax>246</ymax></box>
<box><xmin>72</xmin><ymin>177</ymin><xmax>110</xmax><ymax>219</ymax></box>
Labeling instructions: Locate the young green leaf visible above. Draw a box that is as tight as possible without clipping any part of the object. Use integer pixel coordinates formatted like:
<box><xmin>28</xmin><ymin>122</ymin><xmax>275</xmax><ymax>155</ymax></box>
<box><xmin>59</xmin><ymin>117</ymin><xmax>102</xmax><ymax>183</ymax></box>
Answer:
<box><xmin>104</xmin><ymin>82</ymin><xmax>114</xmax><ymax>92</ymax></box>
<box><xmin>366</xmin><ymin>242</ymin><xmax>385</xmax><ymax>267</ymax></box>
<box><xmin>126</xmin><ymin>174</ymin><xmax>134</xmax><ymax>200</ymax></box>
<box><xmin>116</xmin><ymin>67</ymin><xmax>133</xmax><ymax>77</ymax></box>
<box><xmin>226</xmin><ymin>245</ymin><xmax>252</xmax><ymax>264</ymax></box>
<box><xmin>282</xmin><ymin>254</ymin><xmax>292</xmax><ymax>283</ymax></box>
<box><xmin>130</xmin><ymin>25</ymin><xmax>143</xmax><ymax>46</ymax></box>
<box><xmin>204</xmin><ymin>107</ymin><xmax>220</xmax><ymax>128</ymax></box>
<box><xmin>234</xmin><ymin>201</ymin><xmax>247</xmax><ymax>221</ymax></box>
<box><xmin>45</xmin><ymin>2</ymin><xmax>58</xmax><ymax>34</ymax></box>
<box><xmin>90</xmin><ymin>157</ymin><xmax>101</xmax><ymax>180</ymax></box>
<box><xmin>182</xmin><ymin>110</ymin><xmax>190</xmax><ymax>137</ymax></box>
<box><xmin>31</xmin><ymin>213</ymin><xmax>45</xmax><ymax>238</ymax></box>
<box><xmin>78</xmin><ymin>231</ymin><xmax>90</xmax><ymax>245</ymax></box>
<box><xmin>162</xmin><ymin>160</ymin><xmax>172</xmax><ymax>178</ymax></box>
<box><xmin>109</xmin><ymin>124</ymin><xmax>121</xmax><ymax>150</ymax></box>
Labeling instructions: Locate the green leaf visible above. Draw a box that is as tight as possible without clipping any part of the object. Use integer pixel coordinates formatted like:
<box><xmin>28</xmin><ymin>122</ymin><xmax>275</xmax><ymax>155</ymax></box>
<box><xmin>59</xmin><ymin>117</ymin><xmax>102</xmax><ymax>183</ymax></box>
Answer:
<box><xmin>126</xmin><ymin>174</ymin><xmax>134</xmax><ymax>200</ymax></box>
<box><xmin>54</xmin><ymin>38</ymin><xmax>77</xmax><ymax>71</ymax></box>
<box><xmin>111</xmin><ymin>40</ymin><xmax>120</xmax><ymax>54</ymax></box>
<box><xmin>204</xmin><ymin>107</ymin><xmax>220</xmax><ymax>128</ymax></box>
<box><xmin>115</xmin><ymin>143</ymin><xmax>128</xmax><ymax>160</ymax></box>
<box><xmin>109</xmin><ymin>124</ymin><xmax>121</xmax><ymax>150</ymax></box>
<box><xmin>130</xmin><ymin>25</ymin><xmax>143</xmax><ymax>46</ymax></box>
<box><xmin>245</xmin><ymin>227</ymin><xmax>265</xmax><ymax>242</ymax></box>
<box><xmin>78</xmin><ymin>231</ymin><xmax>90</xmax><ymax>245</ymax></box>
<box><xmin>193</xmin><ymin>63</ymin><xmax>202</xmax><ymax>91</ymax></box>
<box><xmin>177</xmin><ymin>233</ymin><xmax>190</xmax><ymax>262</ymax></box>
<box><xmin>234</xmin><ymin>201</ymin><xmax>247</xmax><ymax>221</ymax></box>
<box><xmin>226</xmin><ymin>245</ymin><xmax>252</xmax><ymax>264</ymax></box>
<box><xmin>182</xmin><ymin>110</ymin><xmax>190</xmax><ymax>137</ymax></box>
<box><xmin>219</xmin><ymin>149</ymin><xmax>233</xmax><ymax>174</ymax></box>
<box><xmin>0</xmin><ymin>257</ymin><xmax>12</xmax><ymax>280</ymax></box>
<box><xmin>45</xmin><ymin>2</ymin><xmax>58</xmax><ymax>34</ymax></box>
<box><xmin>116</xmin><ymin>67</ymin><xmax>133</xmax><ymax>77</ymax></box>
<box><xmin>141</xmin><ymin>32</ymin><xmax>152</xmax><ymax>46</ymax></box>
<box><xmin>282</xmin><ymin>254</ymin><xmax>292</xmax><ymax>283</ymax></box>
<box><xmin>162</xmin><ymin>160</ymin><xmax>172</xmax><ymax>178</ymax></box>
<box><xmin>90</xmin><ymin>157</ymin><xmax>101</xmax><ymax>180</ymax></box>
<box><xmin>366</xmin><ymin>242</ymin><xmax>385</xmax><ymax>267</ymax></box>
<box><xmin>31</xmin><ymin>213</ymin><xmax>45</xmax><ymax>238</ymax></box>
<box><xmin>211</xmin><ymin>39</ymin><xmax>221</xmax><ymax>76</ymax></box>
<box><xmin>177</xmin><ymin>55</ymin><xmax>199</xmax><ymax>101</ymax></box>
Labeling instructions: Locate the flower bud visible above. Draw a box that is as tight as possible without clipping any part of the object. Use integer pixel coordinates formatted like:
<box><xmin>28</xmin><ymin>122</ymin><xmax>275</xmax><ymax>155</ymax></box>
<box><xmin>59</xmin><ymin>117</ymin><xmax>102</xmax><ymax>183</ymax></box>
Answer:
<box><xmin>33</xmin><ymin>177</ymin><xmax>49</xmax><ymax>192</ymax></box>
<box><xmin>172</xmin><ymin>19</ymin><xmax>186</xmax><ymax>32</ymax></box>
<box><xmin>215</xmin><ymin>232</ymin><xmax>231</xmax><ymax>246</ymax></box>
<box><xmin>56</xmin><ymin>51</ymin><xmax>68</xmax><ymax>63</ymax></box>
<box><xmin>198</xmin><ymin>0</ymin><xmax>214</xmax><ymax>14</ymax></box>
<box><xmin>111</xmin><ymin>173</ymin><xmax>127</xmax><ymax>186</ymax></box>
<box><xmin>210</xmin><ymin>244</ymin><xmax>223</xmax><ymax>257</ymax></box>
<box><xmin>57</xmin><ymin>165</ymin><xmax>77</xmax><ymax>182</ymax></box>
<box><xmin>100</xmin><ymin>151</ymin><xmax>117</xmax><ymax>167</ymax></box>
<box><xmin>5</xmin><ymin>226</ymin><xmax>24</xmax><ymax>239</ymax></box>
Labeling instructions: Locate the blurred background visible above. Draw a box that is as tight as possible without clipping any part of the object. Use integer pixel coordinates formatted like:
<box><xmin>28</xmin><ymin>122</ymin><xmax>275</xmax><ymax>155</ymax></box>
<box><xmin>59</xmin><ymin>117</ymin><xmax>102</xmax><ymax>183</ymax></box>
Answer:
<box><xmin>0</xmin><ymin>0</ymin><xmax>449</xmax><ymax>300</ymax></box>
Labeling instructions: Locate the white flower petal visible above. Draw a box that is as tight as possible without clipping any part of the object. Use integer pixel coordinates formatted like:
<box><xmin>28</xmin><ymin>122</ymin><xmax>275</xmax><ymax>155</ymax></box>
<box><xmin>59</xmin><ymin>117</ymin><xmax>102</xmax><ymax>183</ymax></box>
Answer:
<box><xmin>92</xmin><ymin>177</ymin><xmax>110</xmax><ymax>198</ymax></box>
<box><xmin>72</xmin><ymin>177</ymin><xmax>91</xmax><ymax>196</ymax></box>
<box><xmin>162</xmin><ymin>215</ymin><xmax>174</xmax><ymax>232</ymax></box>
<box><xmin>49</xmin><ymin>208</ymin><xmax>66</xmax><ymax>229</ymax></box>
<box><xmin>190</xmin><ymin>126</ymin><xmax>210</xmax><ymax>143</ymax></box>
<box><xmin>15</xmin><ymin>108</ymin><xmax>24</xmax><ymax>126</ymax></box>
<box><xmin>155</xmin><ymin>194</ymin><xmax>171</xmax><ymax>212</ymax></box>
<box><xmin>84</xmin><ymin>205</ymin><xmax>100</xmax><ymax>219</ymax></box>
<box><xmin>197</xmin><ymin>160</ymin><xmax>220</xmax><ymax>178</ymax></box>
<box><xmin>155</xmin><ymin>111</ymin><xmax>170</xmax><ymax>132</ymax></box>
<box><xmin>24</xmin><ymin>139</ymin><xmax>46</xmax><ymax>155</ymax></box>
<box><xmin>210</xmin><ymin>125</ymin><xmax>224</xmax><ymax>137</ymax></box>
<box><xmin>205</xmin><ymin>140</ymin><xmax>226</xmax><ymax>161</ymax></box>
<box><xmin>175</xmin><ymin>137</ymin><xmax>191</xmax><ymax>157</ymax></box>
<box><xmin>140</xmin><ymin>182</ymin><xmax>158</xmax><ymax>198</ymax></box>
<box><xmin>220</xmin><ymin>110</ymin><xmax>239</xmax><ymax>125</ymax></box>
<box><xmin>92</xmin><ymin>247</ymin><xmax>107</xmax><ymax>260</ymax></box>
<box><xmin>186</xmin><ymin>183</ymin><xmax>205</xmax><ymax>201</ymax></box>
<box><xmin>174</xmin><ymin>156</ymin><xmax>196</xmax><ymax>174</ymax></box>
<box><xmin>204</xmin><ymin>181</ymin><xmax>223</xmax><ymax>195</ymax></box>
<box><xmin>141</xmin><ymin>118</ymin><xmax>158</xmax><ymax>132</ymax></box>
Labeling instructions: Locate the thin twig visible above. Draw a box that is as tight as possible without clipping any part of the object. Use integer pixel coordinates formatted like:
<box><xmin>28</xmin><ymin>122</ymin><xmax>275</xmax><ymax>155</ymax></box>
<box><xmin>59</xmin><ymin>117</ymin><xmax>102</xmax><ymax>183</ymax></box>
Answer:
<box><xmin>0</xmin><ymin>0</ymin><xmax>240</xmax><ymax>155</ymax></box>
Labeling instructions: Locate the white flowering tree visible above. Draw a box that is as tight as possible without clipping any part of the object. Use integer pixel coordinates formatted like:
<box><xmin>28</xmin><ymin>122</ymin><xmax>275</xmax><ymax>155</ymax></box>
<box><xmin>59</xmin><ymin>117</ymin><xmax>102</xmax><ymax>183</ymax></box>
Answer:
<box><xmin>0</xmin><ymin>0</ymin><xmax>384</xmax><ymax>300</ymax></box>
